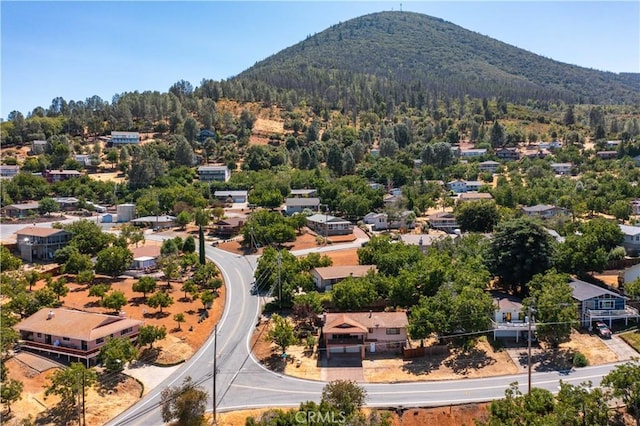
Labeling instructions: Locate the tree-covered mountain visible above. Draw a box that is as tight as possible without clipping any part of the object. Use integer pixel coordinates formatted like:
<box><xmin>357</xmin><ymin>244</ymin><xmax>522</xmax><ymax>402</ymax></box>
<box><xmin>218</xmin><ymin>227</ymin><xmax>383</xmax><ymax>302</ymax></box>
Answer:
<box><xmin>235</xmin><ymin>11</ymin><xmax>639</xmax><ymax>106</ymax></box>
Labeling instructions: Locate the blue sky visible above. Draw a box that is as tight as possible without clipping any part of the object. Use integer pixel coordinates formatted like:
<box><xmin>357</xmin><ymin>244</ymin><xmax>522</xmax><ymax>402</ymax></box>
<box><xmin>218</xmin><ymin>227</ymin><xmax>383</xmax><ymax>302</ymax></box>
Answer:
<box><xmin>2</xmin><ymin>1</ymin><xmax>639</xmax><ymax>119</ymax></box>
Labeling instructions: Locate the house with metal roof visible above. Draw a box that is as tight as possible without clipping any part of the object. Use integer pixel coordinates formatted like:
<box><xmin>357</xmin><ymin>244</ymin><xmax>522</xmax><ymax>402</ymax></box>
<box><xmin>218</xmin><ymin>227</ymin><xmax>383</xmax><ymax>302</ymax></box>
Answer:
<box><xmin>620</xmin><ymin>224</ymin><xmax>640</xmax><ymax>256</ymax></box>
<box><xmin>310</xmin><ymin>265</ymin><xmax>377</xmax><ymax>291</ymax></box>
<box><xmin>285</xmin><ymin>197</ymin><xmax>320</xmax><ymax>215</ymax></box>
<box><xmin>306</xmin><ymin>214</ymin><xmax>353</xmax><ymax>237</ymax></box>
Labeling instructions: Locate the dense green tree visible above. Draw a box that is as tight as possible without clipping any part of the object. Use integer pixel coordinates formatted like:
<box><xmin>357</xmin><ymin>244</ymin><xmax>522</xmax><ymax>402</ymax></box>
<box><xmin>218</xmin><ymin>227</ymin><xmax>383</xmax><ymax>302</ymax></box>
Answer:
<box><xmin>44</xmin><ymin>362</ymin><xmax>97</xmax><ymax>405</ymax></box>
<box><xmin>609</xmin><ymin>199</ymin><xmax>632</xmax><ymax>222</ymax></box>
<box><xmin>182</xmin><ymin>235</ymin><xmax>196</xmax><ymax>253</ymax></box>
<box><xmin>454</xmin><ymin>200</ymin><xmax>500</xmax><ymax>232</ymax></box>
<box><xmin>64</xmin><ymin>219</ymin><xmax>113</xmax><ymax>256</ymax></box>
<box><xmin>102</xmin><ymin>290</ymin><xmax>128</xmax><ymax>312</ymax></box>
<box><xmin>524</xmin><ymin>270</ymin><xmax>578</xmax><ymax>347</ymax></box>
<box><xmin>0</xmin><ymin>246</ymin><xmax>22</xmax><ymax>271</ymax></box>
<box><xmin>137</xmin><ymin>324</ymin><xmax>167</xmax><ymax>349</ymax></box>
<box><xmin>175</xmin><ymin>210</ymin><xmax>192</xmax><ymax>230</ymax></box>
<box><xmin>266</xmin><ymin>314</ymin><xmax>297</xmax><ymax>355</ymax></box>
<box><xmin>88</xmin><ymin>283</ymin><xmax>110</xmax><ymax>302</ymax></box>
<box><xmin>95</xmin><ymin>246</ymin><xmax>133</xmax><ymax>278</ymax></box>
<box><xmin>147</xmin><ymin>291</ymin><xmax>174</xmax><ymax>313</ymax></box>
<box><xmin>331</xmin><ymin>277</ymin><xmax>378</xmax><ymax>311</ymax></box>
<box><xmin>160</xmin><ymin>376</ymin><xmax>209</xmax><ymax>426</ymax></box>
<box><xmin>174</xmin><ymin>135</ymin><xmax>196</xmax><ymax>166</ymax></box>
<box><xmin>601</xmin><ymin>360</ymin><xmax>640</xmax><ymax>426</ymax></box>
<box><xmin>490</xmin><ymin>121</ymin><xmax>505</xmax><ymax>147</ymax></box>
<box><xmin>38</xmin><ymin>197</ymin><xmax>59</xmax><ymax>216</ymax></box>
<box><xmin>321</xmin><ymin>379</ymin><xmax>367</xmax><ymax>417</ymax></box>
<box><xmin>98</xmin><ymin>337</ymin><xmax>138</xmax><ymax>372</ymax></box>
<box><xmin>132</xmin><ymin>276</ymin><xmax>157</xmax><ymax>299</ymax></box>
<box><xmin>62</xmin><ymin>250</ymin><xmax>93</xmax><ymax>274</ymax></box>
<box><xmin>0</xmin><ymin>378</ymin><xmax>23</xmax><ymax>414</ymax></box>
<box><xmin>46</xmin><ymin>277</ymin><xmax>69</xmax><ymax>301</ymax></box>
<box><xmin>486</xmin><ymin>217</ymin><xmax>554</xmax><ymax>296</ymax></box>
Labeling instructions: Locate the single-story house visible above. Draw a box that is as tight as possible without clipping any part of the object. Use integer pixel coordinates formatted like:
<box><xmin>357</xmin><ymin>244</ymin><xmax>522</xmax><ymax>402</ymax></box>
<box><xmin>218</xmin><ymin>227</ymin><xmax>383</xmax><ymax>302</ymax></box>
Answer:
<box><xmin>130</xmin><ymin>215</ymin><xmax>176</xmax><ymax>230</ymax></box>
<box><xmin>285</xmin><ymin>197</ymin><xmax>321</xmax><ymax>215</ymax></box>
<box><xmin>53</xmin><ymin>197</ymin><xmax>80</xmax><ymax>211</ymax></box>
<box><xmin>550</xmin><ymin>163</ymin><xmax>573</xmax><ymax>175</ymax></box>
<box><xmin>322</xmin><ymin>311</ymin><xmax>408</xmax><ymax>359</ymax></box>
<box><xmin>491</xmin><ymin>292</ymin><xmax>535</xmax><ymax>342</ymax></box>
<box><xmin>290</xmin><ymin>189</ymin><xmax>318</xmax><ymax>198</ymax></box>
<box><xmin>363</xmin><ymin>211</ymin><xmax>415</xmax><ymax>231</ymax></box>
<box><xmin>428</xmin><ymin>212</ymin><xmax>459</xmax><ymax>233</ymax></box>
<box><xmin>213</xmin><ymin>217</ymin><xmax>245</xmax><ymax>238</ymax></box>
<box><xmin>478</xmin><ymin>161</ymin><xmax>500</xmax><ymax>173</ymax></box>
<box><xmin>569</xmin><ymin>278</ymin><xmax>639</xmax><ymax>328</ymax></box>
<box><xmin>0</xmin><ymin>165</ymin><xmax>20</xmax><ymax>179</ymax></box>
<box><xmin>521</xmin><ymin>204</ymin><xmax>569</xmax><ymax>219</ymax></box>
<box><xmin>131</xmin><ymin>245</ymin><xmax>161</xmax><ymax>270</ymax></box>
<box><xmin>74</xmin><ymin>154</ymin><xmax>95</xmax><ymax>168</ymax></box>
<box><xmin>457</xmin><ymin>192</ymin><xmax>494</xmax><ymax>203</ymax></box>
<box><xmin>42</xmin><ymin>169</ymin><xmax>82</xmax><ymax>183</ymax></box>
<box><xmin>620</xmin><ymin>224</ymin><xmax>640</xmax><ymax>256</ymax></box>
<box><xmin>198</xmin><ymin>129</ymin><xmax>217</xmax><ymax>142</ymax></box>
<box><xmin>596</xmin><ymin>151</ymin><xmax>618</xmax><ymax>160</ymax></box>
<box><xmin>306</xmin><ymin>214</ymin><xmax>354</xmax><ymax>237</ymax></box>
<box><xmin>16</xmin><ymin>226</ymin><xmax>72</xmax><ymax>262</ymax></box>
<box><xmin>459</xmin><ymin>148</ymin><xmax>487</xmax><ymax>158</ymax></box>
<box><xmin>213</xmin><ymin>190</ymin><xmax>248</xmax><ymax>204</ymax></box>
<box><xmin>3</xmin><ymin>202</ymin><xmax>40</xmax><ymax>218</ymax></box>
<box><xmin>311</xmin><ymin>265</ymin><xmax>377</xmax><ymax>291</ymax></box>
<box><xmin>15</xmin><ymin>308</ymin><xmax>142</xmax><ymax>366</ymax></box>
<box><xmin>110</xmin><ymin>131</ymin><xmax>140</xmax><ymax>145</ymax></box>
<box><xmin>606</xmin><ymin>140</ymin><xmax>621</xmax><ymax>149</ymax></box>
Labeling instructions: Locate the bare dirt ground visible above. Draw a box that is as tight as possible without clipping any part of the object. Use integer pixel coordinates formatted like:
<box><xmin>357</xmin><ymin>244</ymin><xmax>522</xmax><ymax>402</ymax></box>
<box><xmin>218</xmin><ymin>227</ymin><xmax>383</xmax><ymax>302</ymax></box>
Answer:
<box><xmin>87</xmin><ymin>170</ymin><xmax>126</xmax><ymax>183</ymax></box>
<box><xmin>4</xmin><ymin>357</ymin><xmax>141</xmax><ymax>426</ymax></box>
<box><xmin>2</xmin><ymin>243</ymin><xmax>225</xmax><ymax>424</ymax></box>
<box><xmin>217</xmin><ymin>404</ymin><xmax>491</xmax><ymax>426</ymax></box>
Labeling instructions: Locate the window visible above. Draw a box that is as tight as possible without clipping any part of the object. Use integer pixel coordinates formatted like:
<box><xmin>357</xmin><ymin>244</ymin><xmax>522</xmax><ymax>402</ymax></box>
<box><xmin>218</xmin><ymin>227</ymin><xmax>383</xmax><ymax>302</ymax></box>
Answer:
<box><xmin>600</xmin><ymin>300</ymin><xmax>615</xmax><ymax>310</ymax></box>
<box><xmin>37</xmin><ymin>333</ymin><xmax>42</xmax><ymax>338</ymax></box>
<box><xmin>62</xmin><ymin>337</ymin><xmax>70</xmax><ymax>341</ymax></box>
<box><xmin>120</xmin><ymin>327</ymin><xmax>133</xmax><ymax>336</ymax></box>
<box><xmin>386</xmin><ymin>328</ymin><xmax>401</xmax><ymax>335</ymax></box>
<box><xmin>367</xmin><ymin>328</ymin><xmax>374</xmax><ymax>333</ymax></box>
<box><xmin>96</xmin><ymin>337</ymin><xmax>104</xmax><ymax>344</ymax></box>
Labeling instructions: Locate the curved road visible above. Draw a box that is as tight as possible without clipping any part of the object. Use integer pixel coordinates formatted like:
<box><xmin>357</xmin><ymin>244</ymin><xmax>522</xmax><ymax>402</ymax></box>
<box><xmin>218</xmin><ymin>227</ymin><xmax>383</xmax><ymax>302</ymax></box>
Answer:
<box><xmin>107</xmin><ymin>240</ymin><xmax>626</xmax><ymax>425</ymax></box>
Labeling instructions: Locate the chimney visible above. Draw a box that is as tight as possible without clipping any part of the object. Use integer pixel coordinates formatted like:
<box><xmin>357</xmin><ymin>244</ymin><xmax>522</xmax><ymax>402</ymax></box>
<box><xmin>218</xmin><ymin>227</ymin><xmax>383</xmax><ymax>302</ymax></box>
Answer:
<box><xmin>369</xmin><ymin>310</ymin><xmax>372</xmax><ymax>318</ymax></box>
<box><xmin>47</xmin><ymin>310</ymin><xmax>55</xmax><ymax>320</ymax></box>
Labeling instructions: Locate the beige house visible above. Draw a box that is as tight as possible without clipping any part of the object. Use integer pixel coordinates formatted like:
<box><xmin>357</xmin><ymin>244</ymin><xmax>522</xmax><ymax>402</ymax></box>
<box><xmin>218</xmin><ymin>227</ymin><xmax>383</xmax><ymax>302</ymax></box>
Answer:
<box><xmin>16</xmin><ymin>226</ymin><xmax>72</xmax><ymax>262</ymax></box>
<box><xmin>311</xmin><ymin>265</ymin><xmax>377</xmax><ymax>291</ymax></box>
<box><xmin>322</xmin><ymin>311</ymin><xmax>408</xmax><ymax>359</ymax></box>
<box><xmin>15</xmin><ymin>308</ymin><xmax>142</xmax><ymax>366</ymax></box>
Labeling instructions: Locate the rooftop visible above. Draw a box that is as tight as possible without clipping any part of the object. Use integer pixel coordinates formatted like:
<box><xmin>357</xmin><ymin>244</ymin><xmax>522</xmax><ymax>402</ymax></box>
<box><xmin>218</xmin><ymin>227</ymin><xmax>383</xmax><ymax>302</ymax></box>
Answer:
<box><xmin>324</xmin><ymin>311</ymin><xmax>408</xmax><ymax>333</ymax></box>
<box><xmin>312</xmin><ymin>265</ymin><xmax>377</xmax><ymax>280</ymax></box>
<box><xmin>569</xmin><ymin>279</ymin><xmax>627</xmax><ymax>301</ymax></box>
<box><xmin>15</xmin><ymin>308</ymin><xmax>142</xmax><ymax>341</ymax></box>
<box><xmin>16</xmin><ymin>227</ymin><xmax>70</xmax><ymax>238</ymax></box>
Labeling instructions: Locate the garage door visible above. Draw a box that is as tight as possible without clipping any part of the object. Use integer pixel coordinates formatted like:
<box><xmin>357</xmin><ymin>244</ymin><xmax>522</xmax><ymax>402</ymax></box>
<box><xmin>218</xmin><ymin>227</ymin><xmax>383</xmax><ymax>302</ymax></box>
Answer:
<box><xmin>345</xmin><ymin>345</ymin><xmax>360</xmax><ymax>353</ymax></box>
<box><xmin>329</xmin><ymin>346</ymin><xmax>344</xmax><ymax>354</ymax></box>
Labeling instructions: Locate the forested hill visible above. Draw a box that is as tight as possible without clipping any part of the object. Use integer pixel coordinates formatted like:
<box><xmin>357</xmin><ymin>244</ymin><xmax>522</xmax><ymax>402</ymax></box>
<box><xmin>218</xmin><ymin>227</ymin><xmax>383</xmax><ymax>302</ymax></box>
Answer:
<box><xmin>235</xmin><ymin>11</ymin><xmax>639</xmax><ymax>106</ymax></box>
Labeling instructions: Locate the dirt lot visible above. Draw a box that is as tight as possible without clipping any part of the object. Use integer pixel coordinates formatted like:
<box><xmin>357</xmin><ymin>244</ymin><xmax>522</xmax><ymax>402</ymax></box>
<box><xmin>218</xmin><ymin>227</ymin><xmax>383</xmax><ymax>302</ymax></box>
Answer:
<box><xmin>4</xmin><ymin>356</ymin><xmax>141</xmax><ymax>426</ymax></box>
<box><xmin>2</xmin><ymin>244</ymin><xmax>225</xmax><ymax>425</ymax></box>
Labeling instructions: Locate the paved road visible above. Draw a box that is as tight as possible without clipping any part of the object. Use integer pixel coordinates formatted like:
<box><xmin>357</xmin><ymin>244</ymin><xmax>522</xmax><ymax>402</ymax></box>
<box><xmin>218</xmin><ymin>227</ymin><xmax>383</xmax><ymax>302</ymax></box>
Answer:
<box><xmin>107</xmin><ymin>237</ymin><xmax>635</xmax><ymax>425</ymax></box>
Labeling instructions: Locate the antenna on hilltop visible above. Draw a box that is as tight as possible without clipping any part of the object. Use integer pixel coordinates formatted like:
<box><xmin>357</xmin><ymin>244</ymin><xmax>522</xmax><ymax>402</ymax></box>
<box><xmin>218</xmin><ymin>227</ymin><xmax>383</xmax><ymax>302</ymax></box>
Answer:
<box><xmin>400</xmin><ymin>3</ymin><xmax>402</xmax><ymax>12</ymax></box>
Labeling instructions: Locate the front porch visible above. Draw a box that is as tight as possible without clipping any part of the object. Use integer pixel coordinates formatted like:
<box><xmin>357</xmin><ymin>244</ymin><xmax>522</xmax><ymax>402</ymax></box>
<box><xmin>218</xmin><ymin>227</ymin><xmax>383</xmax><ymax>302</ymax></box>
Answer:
<box><xmin>491</xmin><ymin>320</ymin><xmax>536</xmax><ymax>343</ymax></box>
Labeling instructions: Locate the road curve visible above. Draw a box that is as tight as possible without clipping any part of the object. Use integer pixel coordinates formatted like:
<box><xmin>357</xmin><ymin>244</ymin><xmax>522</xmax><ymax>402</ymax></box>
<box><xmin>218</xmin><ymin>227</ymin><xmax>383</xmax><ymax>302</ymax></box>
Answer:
<box><xmin>107</xmin><ymin>239</ymin><xmax>627</xmax><ymax>425</ymax></box>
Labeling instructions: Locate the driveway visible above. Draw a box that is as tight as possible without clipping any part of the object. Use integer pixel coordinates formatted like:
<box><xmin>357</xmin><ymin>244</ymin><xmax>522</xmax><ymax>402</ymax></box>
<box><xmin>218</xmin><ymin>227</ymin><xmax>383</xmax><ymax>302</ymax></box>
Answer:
<box><xmin>320</xmin><ymin>354</ymin><xmax>364</xmax><ymax>382</ymax></box>
<box><xmin>602</xmin><ymin>334</ymin><xmax>639</xmax><ymax>361</ymax></box>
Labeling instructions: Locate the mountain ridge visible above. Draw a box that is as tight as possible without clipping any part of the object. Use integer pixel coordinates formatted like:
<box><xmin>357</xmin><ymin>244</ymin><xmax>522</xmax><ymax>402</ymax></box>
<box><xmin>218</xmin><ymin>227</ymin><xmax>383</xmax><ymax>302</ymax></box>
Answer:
<box><xmin>235</xmin><ymin>11</ymin><xmax>639</xmax><ymax>105</ymax></box>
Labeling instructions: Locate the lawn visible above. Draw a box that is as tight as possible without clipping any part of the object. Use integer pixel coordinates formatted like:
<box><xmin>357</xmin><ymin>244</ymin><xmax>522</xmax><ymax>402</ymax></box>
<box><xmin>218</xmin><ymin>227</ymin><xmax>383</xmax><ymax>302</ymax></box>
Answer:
<box><xmin>620</xmin><ymin>329</ymin><xmax>640</xmax><ymax>352</ymax></box>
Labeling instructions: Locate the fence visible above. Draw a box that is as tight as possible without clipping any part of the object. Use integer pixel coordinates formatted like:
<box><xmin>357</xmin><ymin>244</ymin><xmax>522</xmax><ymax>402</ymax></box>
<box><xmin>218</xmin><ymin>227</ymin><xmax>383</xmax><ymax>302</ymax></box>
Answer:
<box><xmin>402</xmin><ymin>344</ymin><xmax>449</xmax><ymax>359</ymax></box>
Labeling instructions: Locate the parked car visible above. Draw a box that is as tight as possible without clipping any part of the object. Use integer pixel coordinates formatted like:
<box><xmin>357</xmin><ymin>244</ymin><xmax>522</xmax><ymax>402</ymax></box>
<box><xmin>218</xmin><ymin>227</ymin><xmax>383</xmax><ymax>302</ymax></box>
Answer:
<box><xmin>594</xmin><ymin>322</ymin><xmax>612</xmax><ymax>339</ymax></box>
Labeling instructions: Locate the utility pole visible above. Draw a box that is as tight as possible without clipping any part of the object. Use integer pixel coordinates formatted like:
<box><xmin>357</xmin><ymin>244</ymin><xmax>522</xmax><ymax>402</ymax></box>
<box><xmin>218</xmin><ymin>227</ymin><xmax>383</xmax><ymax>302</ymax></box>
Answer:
<box><xmin>76</xmin><ymin>372</ymin><xmax>82</xmax><ymax>426</ymax></box>
<box><xmin>213</xmin><ymin>324</ymin><xmax>217</xmax><ymax>425</ymax></box>
<box><xmin>277</xmin><ymin>251</ymin><xmax>282</xmax><ymax>309</ymax></box>
<box><xmin>81</xmin><ymin>370</ymin><xmax>86</xmax><ymax>426</ymax></box>
<box><xmin>527</xmin><ymin>305</ymin><xmax>534</xmax><ymax>395</ymax></box>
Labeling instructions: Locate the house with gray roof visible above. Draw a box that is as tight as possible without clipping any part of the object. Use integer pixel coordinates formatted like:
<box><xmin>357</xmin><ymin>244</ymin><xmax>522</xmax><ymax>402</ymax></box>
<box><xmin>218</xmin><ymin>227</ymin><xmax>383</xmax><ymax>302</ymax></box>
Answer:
<box><xmin>285</xmin><ymin>197</ymin><xmax>320</xmax><ymax>215</ymax></box>
<box><xmin>620</xmin><ymin>224</ymin><xmax>640</xmax><ymax>256</ymax></box>
<box><xmin>569</xmin><ymin>278</ymin><xmax>639</xmax><ymax>328</ymax></box>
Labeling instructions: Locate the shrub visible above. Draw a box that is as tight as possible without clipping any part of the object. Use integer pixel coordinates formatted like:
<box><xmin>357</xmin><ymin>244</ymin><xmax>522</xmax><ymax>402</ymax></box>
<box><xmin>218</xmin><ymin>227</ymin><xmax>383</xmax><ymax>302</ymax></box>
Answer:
<box><xmin>573</xmin><ymin>351</ymin><xmax>588</xmax><ymax>367</ymax></box>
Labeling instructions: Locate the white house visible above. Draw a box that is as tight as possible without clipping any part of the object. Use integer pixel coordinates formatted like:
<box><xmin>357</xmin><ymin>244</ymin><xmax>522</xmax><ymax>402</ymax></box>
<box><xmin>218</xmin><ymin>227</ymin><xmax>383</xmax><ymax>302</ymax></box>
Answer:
<box><xmin>110</xmin><ymin>131</ymin><xmax>140</xmax><ymax>145</ymax></box>
<box><xmin>632</xmin><ymin>199</ymin><xmax>640</xmax><ymax>215</ymax></box>
<box><xmin>213</xmin><ymin>190</ymin><xmax>248</xmax><ymax>204</ymax></box>
<box><xmin>447</xmin><ymin>180</ymin><xmax>482</xmax><ymax>193</ymax></box>
<box><xmin>491</xmin><ymin>292</ymin><xmax>535</xmax><ymax>342</ymax></box>
<box><xmin>198</xmin><ymin>165</ymin><xmax>230</xmax><ymax>182</ymax></box>
<box><xmin>459</xmin><ymin>148</ymin><xmax>487</xmax><ymax>158</ymax></box>
<box><xmin>550</xmin><ymin>163</ymin><xmax>573</xmax><ymax>175</ymax></box>
<box><xmin>620</xmin><ymin>224</ymin><xmax>640</xmax><ymax>256</ymax></box>
<box><xmin>363</xmin><ymin>213</ymin><xmax>387</xmax><ymax>231</ymax></box>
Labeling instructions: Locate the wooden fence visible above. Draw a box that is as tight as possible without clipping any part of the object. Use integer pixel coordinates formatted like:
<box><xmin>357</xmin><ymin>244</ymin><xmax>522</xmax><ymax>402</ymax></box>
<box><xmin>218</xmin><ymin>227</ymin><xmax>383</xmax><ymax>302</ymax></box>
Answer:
<box><xmin>402</xmin><ymin>344</ymin><xmax>449</xmax><ymax>359</ymax></box>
